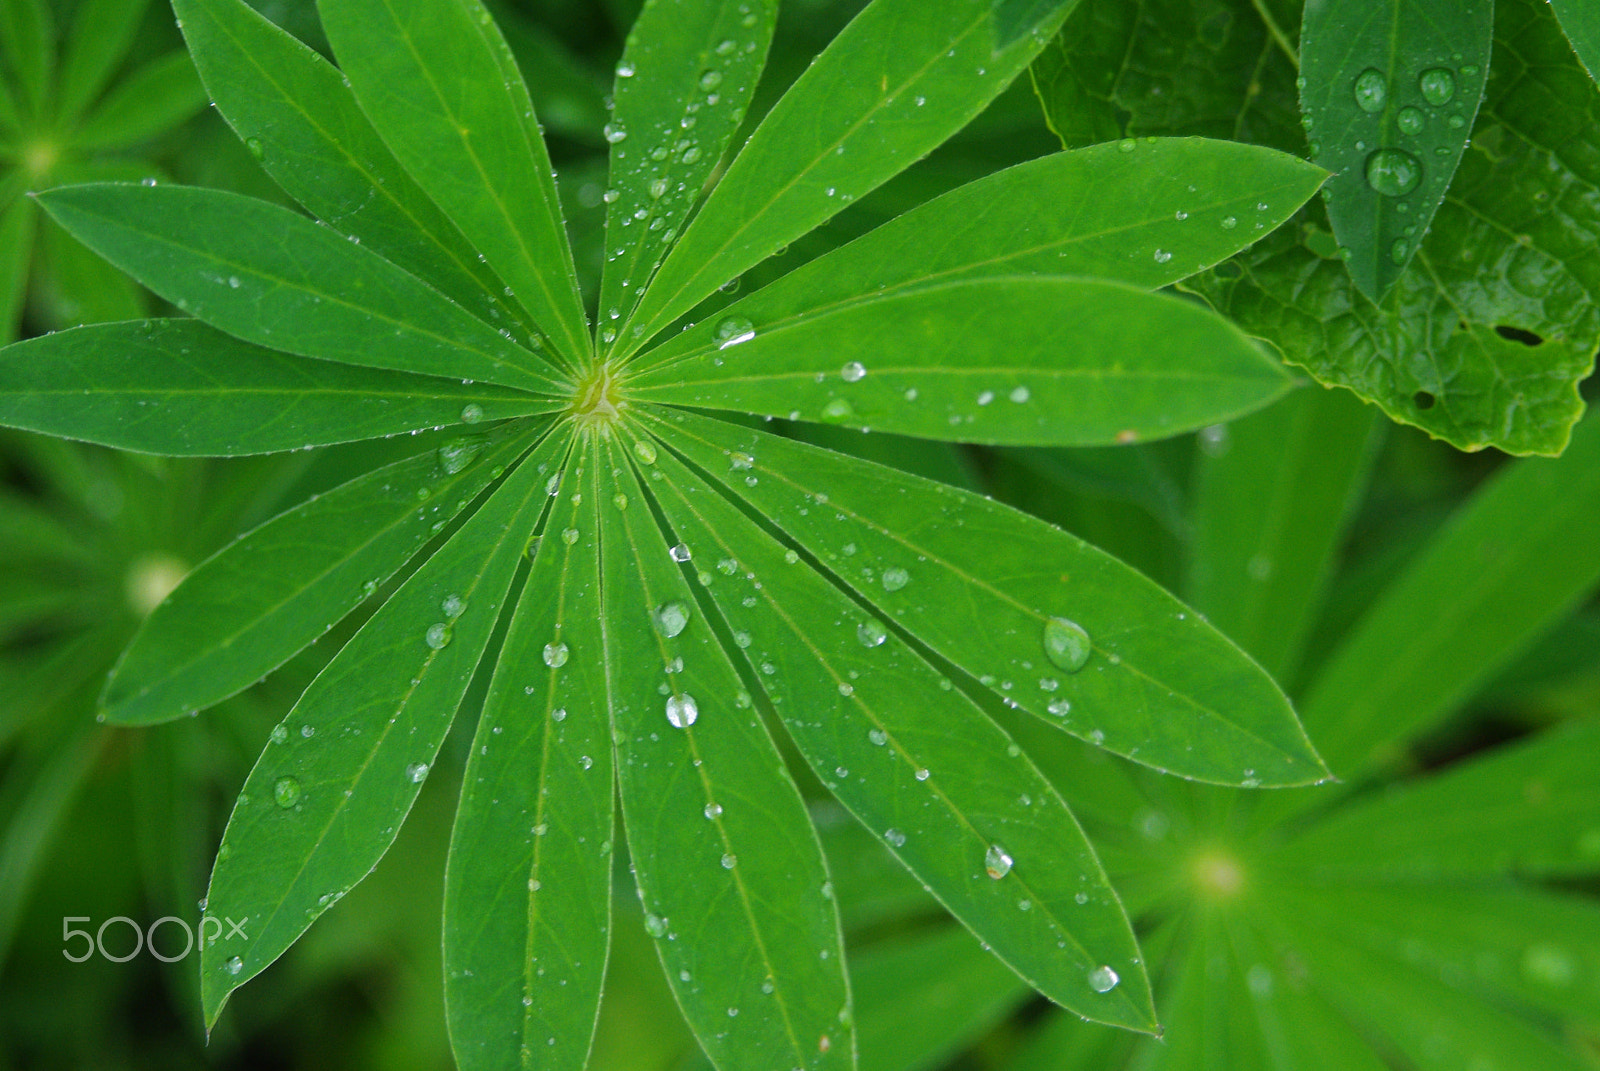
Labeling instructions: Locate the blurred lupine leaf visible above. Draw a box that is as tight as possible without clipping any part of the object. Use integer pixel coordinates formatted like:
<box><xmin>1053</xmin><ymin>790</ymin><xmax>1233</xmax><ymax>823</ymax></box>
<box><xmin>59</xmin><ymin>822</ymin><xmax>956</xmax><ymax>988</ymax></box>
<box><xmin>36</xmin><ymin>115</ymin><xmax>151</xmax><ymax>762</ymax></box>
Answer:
<box><xmin>0</xmin><ymin>0</ymin><xmax>1347</xmax><ymax>1066</ymax></box>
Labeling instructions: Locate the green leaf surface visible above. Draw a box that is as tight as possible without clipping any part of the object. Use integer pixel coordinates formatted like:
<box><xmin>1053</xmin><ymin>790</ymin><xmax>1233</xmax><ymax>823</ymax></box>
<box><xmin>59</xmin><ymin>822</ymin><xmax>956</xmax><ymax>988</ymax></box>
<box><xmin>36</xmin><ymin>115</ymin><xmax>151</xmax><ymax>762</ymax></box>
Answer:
<box><xmin>1295</xmin><ymin>413</ymin><xmax>1600</xmax><ymax>777</ymax></box>
<box><xmin>102</xmin><ymin>429</ymin><xmax>538</xmax><ymax>727</ymax></box>
<box><xmin>596</xmin><ymin>432</ymin><xmax>853</xmax><ymax>1071</ymax></box>
<box><xmin>618</xmin><ymin>0</ymin><xmax>1080</xmax><ymax>352</ymax></box>
<box><xmin>444</xmin><ymin>431</ymin><xmax>614</xmax><ymax>1071</ymax></box>
<box><xmin>54</xmin><ymin>0</ymin><xmax>152</xmax><ymax>124</ymax></box>
<box><xmin>70</xmin><ymin>50</ymin><xmax>209</xmax><ymax>151</ymax></box>
<box><xmin>0</xmin><ymin>319</ymin><xmax>557</xmax><ymax>455</ymax></box>
<box><xmin>633</xmin><ymin>138</ymin><xmax>1326</xmax><ymax>376</ymax></box>
<box><xmin>1299</xmin><ymin>0</ymin><xmax>1494</xmax><ymax>301</ymax></box>
<box><xmin>1551</xmin><ymin>0</ymin><xmax>1600</xmax><ymax>82</ymax></box>
<box><xmin>317</xmin><ymin>0</ymin><xmax>589</xmax><ymax>363</ymax></box>
<box><xmin>201</xmin><ymin>428</ymin><xmax>559</xmax><ymax>1026</ymax></box>
<box><xmin>33</xmin><ymin>197</ymin><xmax>145</xmax><ymax>326</ymax></box>
<box><xmin>1274</xmin><ymin>719</ymin><xmax>1600</xmax><ymax>880</ymax></box>
<box><xmin>636</xmin><ymin>426</ymin><xmax>1154</xmax><ymax>1033</ymax></box>
<box><xmin>1187</xmin><ymin>386</ymin><xmax>1380</xmax><ymax>684</ymax></box>
<box><xmin>35</xmin><ymin>183</ymin><xmax>563</xmax><ymax>394</ymax></box>
<box><xmin>629</xmin><ymin>277</ymin><xmax>1291</xmax><ymax>446</ymax></box>
<box><xmin>0</xmin><ymin>0</ymin><xmax>53</xmax><ymax>116</ymax></box>
<box><xmin>599</xmin><ymin>0</ymin><xmax>775</xmax><ymax>340</ymax></box>
<box><xmin>173</xmin><ymin>0</ymin><xmax>529</xmax><ymax>343</ymax></box>
<box><xmin>646</xmin><ymin>409</ymin><xmax>1324</xmax><ymax>787</ymax></box>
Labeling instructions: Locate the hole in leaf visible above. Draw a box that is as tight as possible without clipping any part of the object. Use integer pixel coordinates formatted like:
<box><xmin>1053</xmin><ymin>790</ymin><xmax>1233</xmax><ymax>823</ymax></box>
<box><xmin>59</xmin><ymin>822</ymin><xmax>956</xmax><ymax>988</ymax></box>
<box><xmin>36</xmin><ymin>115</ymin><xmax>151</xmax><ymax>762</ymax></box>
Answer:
<box><xmin>1493</xmin><ymin>324</ymin><xmax>1544</xmax><ymax>347</ymax></box>
<box><xmin>1413</xmin><ymin>391</ymin><xmax>1436</xmax><ymax>410</ymax></box>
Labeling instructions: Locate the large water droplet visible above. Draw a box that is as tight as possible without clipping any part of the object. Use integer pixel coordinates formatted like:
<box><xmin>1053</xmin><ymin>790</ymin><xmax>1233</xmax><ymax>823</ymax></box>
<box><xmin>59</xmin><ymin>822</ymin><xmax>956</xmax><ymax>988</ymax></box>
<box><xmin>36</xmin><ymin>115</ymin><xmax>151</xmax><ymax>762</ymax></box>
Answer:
<box><xmin>442</xmin><ymin>593</ymin><xmax>467</xmax><ymax>618</ymax></box>
<box><xmin>1352</xmin><ymin>68</ymin><xmax>1387</xmax><ymax>113</ymax></box>
<box><xmin>669</xmin><ymin>543</ymin><xmax>692</xmax><ymax>562</ymax></box>
<box><xmin>880</xmin><ymin>567</ymin><xmax>910</xmax><ymax>592</ymax></box>
<box><xmin>984</xmin><ymin>844</ymin><xmax>1013</xmax><ymax>879</ymax></box>
<box><xmin>840</xmin><ymin>361</ymin><xmax>866</xmax><ymax>382</ymax></box>
<box><xmin>715</xmin><ymin>317</ymin><xmax>755</xmax><ymax>348</ymax></box>
<box><xmin>1042</xmin><ymin>617</ymin><xmax>1092</xmax><ymax>672</ymax></box>
<box><xmin>704</xmin><ymin>802</ymin><xmax>722</xmax><ymax>819</ymax></box>
<box><xmin>1418</xmin><ymin>67</ymin><xmax>1456</xmax><ymax>105</ymax></box>
<box><xmin>1396</xmin><ymin>105</ymin><xmax>1425</xmax><ymax>135</ymax></box>
<box><xmin>633</xmin><ymin>439</ymin><xmax>658</xmax><ymax>465</ymax></box>
<box><xmin>406</xmin><ymin>762</ymin><xmax>430</xmax><ymax>783</ymax></box>
<box><xmin>459</xmin><ymin>403</ymin><xmax>484</xmax><ymax>424</ymax></box>
<box><xmin>425</xmin><ymin>623</ymin><xmax>453</xmax><ymax>649</ymax></box>
<box><xmin>666</xmin><ymin>693</ymin><xmax>698</xmax><ymax>728</ymax></box>
<box><xmin>1089</xmin><ymin>965</ymin><xmax>1120</xmax><ymax>992</ymax></box>
<box><xmin>654</xmin><ymin>600</ymin><xmax>691</xmax><ymax>638</ymax></box>
<box><xmin>857</xmin><ymin>620</ymin><xmax>887</xmax><ymax>647</ymax></box>
<box><xmin>437</xmin><ymin>436</ymin><xmax>484</xmax><ymax>474</ymax></box>
<box><xmin>273</xmin><ymin>776</ymin><xmax>301</xmax><ymax>808</ymax></box>
<box><xmin>1365</xmin><ymin>148</ymin><xmax>1422</xmax><ymax>197</ymax></box>
<box><xmin>543</xmin><ymin>642</ymin><xmax>569</xmax><ymax>668</ymax></box>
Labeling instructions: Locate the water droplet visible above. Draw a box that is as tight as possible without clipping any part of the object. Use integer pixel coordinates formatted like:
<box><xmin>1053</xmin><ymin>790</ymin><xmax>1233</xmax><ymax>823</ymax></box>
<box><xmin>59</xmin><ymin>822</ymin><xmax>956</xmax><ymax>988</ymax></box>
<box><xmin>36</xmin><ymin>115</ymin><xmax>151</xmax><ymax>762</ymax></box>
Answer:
<box><xmin>868</xmin><ymin>728</ymin><xmax>888</xmax><ymax>746</ymax></box>
<box><xmin>543</xmin><ymin>642</ymin><xmax>569</xmax><ymax>668</ymax></box>
<box><xmin>1220</xmin><ymin>215</ymin><xmax>1237</xmax><ymax>230</ymax></box>
<box><xmin>666</xmin><ymin>693</ymin><xmax>698</xmax><ymax>728</ymax></box>
<box><xmin>733</xmin><ymin>630</ymin><xmax>753</xmax><ymax>648</ymax></box>
<box><xmin>1365</xmin><ymin>148</ymin><xmax>1422</xmax><ymax>197</ymax></box>
<box><xmin>647</xmin><ymin>177</ymin><xmax>668</xmax><ymax>199</ymax></box>
<box><xmin>704</xmin><ymin>802</ymin><xmax>722</xmax><ymax>819</ymax></box>
<box><xmin>820</xmin><ymin>398</ymin><xmax>854</xmax><ymax>422</ymax></box>
<box><xmin>1396</xmin><ymin>105</ymin><xmax>1425</xmax><ymax>135</ymax></box>
<box><xmin>632</xmin><ymin>439</ymin><xmax>658</xmax><ymax>465</ymax></box>
<box><xmin>616</xmin><ymin>61</ymin><xmax>635</xmax><ymax>78</ymax></box>
<box><xmin>273</xmin><ymin>776</ymin><xmax>301</xmax><ymax>807</ymax></box>
<box><xmin>1153</xmin><ymin>248</ymin><xmax>1172</xmax><ymax>264</ymax></box>
<box><xmin>604</xmin><ymin>122</ymin><xmax>628</xmax><ymax>143</ymax></box>
<box><xmin>729</xmin><ymin>451</ymin><xmax>754</xmax><ymax>470</ymax></box>
<box><xmin>720</xmin><ymin>853</ymin><xmax>738</xmax><ymax>869</ymax></box>
<box><xmin>1042</xmin><ymin>617</ymin><xmax>1091</xmax><ymax>672</ymax></box>
<box><xmin>602</xmin><ymin>188</ymin><xmax>620</xmax><ymax>204</ymax></box>
<box><xmin>984</xmin><ymin>844</ymin><xmax>1014</xmax><ymax>879</ymax></box>
<box><xmin>245</xmin><ymin>137</ymin><xmax>265</xmax><ymax>160</ymax></box>
<box><xmin>857</xmin><ymin>620</ymin><xmax>887</xmax><ymax>647</ymax></box>
<box><xmin>654</xmin><ymin>600</ymin><xmax>691</xmax><ymax>638</ymax></box>
<box><xmin>425</xmin><ymin>623</ymin><xmax>453</xmax><ymax>649</ymax></box>
<box><xmin>840</xmin><ymin>361</ymin><xmax>866</xmax><ymax>382</ymax></box>
<box><xmin>225</xmin><ymin>955</ymin><xmax>244</xmax><ymax>976</ymax></box>
<box><xmin>884</xmin><ymin>829</ymin><xmax>906</xmax><ymax>847</ymax></box>
<box><xmin>406</xmin><ymin>762</ymin><xmax>429</xmax><ymax>783</ymax></box>
<box><xmin>270</xmin><ymin>724</ymin><xmax>289</xmax><ymax>745</ymax></box>
<box><xmin>699</xmin><ymin>70</ymin><xmax>722</xmax><ymax>91</ymax></box>
<box><xmin>715</xmin><ymin>317</ymin><xmax>755</xmax><ymax>348</ymax></box>
<box><xmin>880</xmin><ymin>567</ymin><xmax>910</xmax><ymax>592</ymax></box>
<box><xmin>1088</xmin><ymin>965</ymin><xmax>1120</xmax><ymax>993</ymax></box>
<box><xmin>1117</xmin><ymin>138</ymin><xmax>1137</xmax><ymax>153</ymax></box>
<box><xmin>643</xmin><ymin>913</ymin><xmax>667</xmax><ymax>937</ymax></box>
<box><xmin>614</xmin><ymin>493</ymin><xmax>629</xmax><ymax>510</ymax></box>
<box><xmin>1352</xmin><ymin>68</ymin><xmax>1387</xmax><ymax>113</ymax></box>
<box><xmin>1418</xmin><ymin>67</ymin><xmax>1456</xmax><ymax>105</ymax></box>
<box><xmin>300</xmin><ymin>725</ymin><xmax>315</xmax><ymax>738</ymax></box>
<box><xmin>1009</xmin><ymin>386</ymin><xmax>1030</xmax><ymax>403</ymax></box>
<box><xmin>1390</xmin><ymin>238</ymin><xmax>1409</xmax><ymax>264</ymax></box>
<box><xmin>561</xmin><ymin>527</ymin><xmax>580</xmax><ymax>545</ymax></box>
<box><xmin>437</xmin><ymin>436</ymin><xmax>483</xmax><ymax>474</ymax></box>
<box><xmin>442</xmin><ymin>593</ymin><xmax>467</xmax><ymax>617</ymax></box>
<box><xmin>669</xmin><ymin>543</ymin><xmax>692</xmax><ymax>562</ymax></box>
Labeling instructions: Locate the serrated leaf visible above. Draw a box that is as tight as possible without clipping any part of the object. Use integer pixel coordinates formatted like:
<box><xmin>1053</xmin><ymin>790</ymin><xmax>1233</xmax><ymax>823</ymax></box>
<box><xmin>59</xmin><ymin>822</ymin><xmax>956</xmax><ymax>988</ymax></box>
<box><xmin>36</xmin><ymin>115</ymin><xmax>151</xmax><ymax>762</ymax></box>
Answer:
<box><xmin>599</xmin><ymin>0</ymin><xmax>775</xmax><ymax>340</ymax></box>
<box><xmin>444</xmin><ymin>432</ymin><xmax>613</xmax><ymax>1071</ymax></box>
<box><xmin>595</xmin><ymin>432</ymin><xmax>854</xmax><ymax>1071</ymax></box>
<box><xmin>635</xmin><ymin>420</ymin><xmax>1155</xmax><ymax>1033</ymax></box>
<box><xmin>200</xmin><ymin>429</ymin><xmax>559</xmax><ymax>1026</ymax></box>
<box><xmin>70</xmin><ymin>50</ymin><xmax>209</xmax><ymax>151</ymax></box>
<box><xmin>630</xmin><ymin>277</ymin><xmax>1291</xmax><ymax>446</ymax></box>
<box><xmin>1549</xmin><ymin>0</ymin><xmax>1600</xmax><ymax>84</ymax></box>
<box><xmin>102</xmin><ymin>429</ymin><xmax>537</xmax><ymax>726</ymax></box>
<box><xmin>645</xmin><ymin>408</ymin><xmax>1324</xmax><ymax>787</ymax></box>
<box><xmin>1294</xmin><ymin>412</ymin><xmax>1600</xmax><ymax>776</ymax></box>
<box><xmin>633</xmin><ymin>138</ymin><xmax>1327</xmax><ymax>376</ymax></box>
<box><xmin>0</xmin><ymin>319</ymin><xmax>557</xmax><ymax>455</ymax></box>
<box><xmin>317</xmin><ymin>0</ymin><xmax>589</xmax><ymax>363</ymax></box>
<box><xmin>618</xmin><ymin>0</ymin><xmax>1080</xmax><ymax>352</ymax></box>
<box><xmin>54</xmin><ymin>0</ymin><xmax>152</xmax><ymax>124</ymax></box>
<box><xmin>1299</xmin><ymin>0</ymin><xmax>1493</xmax><ymax>301</ymax></box>
<box><xmin>173</xmin><ymin>0</ymin><xmax>529</xmax><ymax>343</ymax></box>
<box><xmin>34</xmin><ymin>183</ymin><xmax>563</xmax><ymax>394</ymax></box>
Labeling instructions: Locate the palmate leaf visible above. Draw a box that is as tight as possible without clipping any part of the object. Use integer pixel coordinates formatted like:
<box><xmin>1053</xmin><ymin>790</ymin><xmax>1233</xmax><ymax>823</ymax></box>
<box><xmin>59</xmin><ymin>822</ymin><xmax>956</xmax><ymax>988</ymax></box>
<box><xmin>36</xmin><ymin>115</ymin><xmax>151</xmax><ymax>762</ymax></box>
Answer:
<box><xmin>0</xmin><ymin>0</ymin><xmax>1347</xmax><ymax>1065</ymax></box>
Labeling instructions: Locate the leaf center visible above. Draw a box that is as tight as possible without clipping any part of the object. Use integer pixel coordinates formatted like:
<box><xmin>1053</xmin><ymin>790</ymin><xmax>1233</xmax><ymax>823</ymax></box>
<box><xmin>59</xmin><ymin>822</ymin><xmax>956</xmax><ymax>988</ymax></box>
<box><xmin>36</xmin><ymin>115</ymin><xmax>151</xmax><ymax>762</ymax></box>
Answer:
<box><xmin>568</xmin><ymin>360</ymin><xmax>628</xmax><ymax>434</ymax></box>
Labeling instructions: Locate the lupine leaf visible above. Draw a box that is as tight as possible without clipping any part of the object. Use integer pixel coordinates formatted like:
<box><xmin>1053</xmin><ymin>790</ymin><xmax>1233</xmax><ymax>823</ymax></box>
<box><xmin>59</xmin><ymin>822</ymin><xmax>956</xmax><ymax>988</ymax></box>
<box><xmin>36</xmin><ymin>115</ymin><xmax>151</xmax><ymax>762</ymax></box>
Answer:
<box><xmin>54</xmin><ymin>0</ymin><xmax>151</xmax><ymax>124</ymax></box>
<box><xmin>1548</xmin><ymin>0</ymin><xmax>1600</xmax><ymax>83</ymax></box>
<box><xmin>70</xmin><ymin>50</ymin><xmax>209</xmax><ymax>151</ymax></box>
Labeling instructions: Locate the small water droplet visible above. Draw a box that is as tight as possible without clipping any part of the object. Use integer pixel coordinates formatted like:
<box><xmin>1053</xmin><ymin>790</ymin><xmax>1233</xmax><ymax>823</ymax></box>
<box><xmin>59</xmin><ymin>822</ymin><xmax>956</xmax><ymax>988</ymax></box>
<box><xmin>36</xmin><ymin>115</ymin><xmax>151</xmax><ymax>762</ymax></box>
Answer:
<box><xmin>867</xmin><ymin>728</ymin><xmax>888</xmax><ymax>746</ymax></box>
<box><xmin>1089</xmin><ymin>965</ymin><xmax>1120</xmax><ymax>993</ymax></box>
<box><xmin>270</xmin><ymin>724</ymin><xmax>289</xmax><ymax>745</ymax></box>
<box><xmin>666</xmin><ymin>693</ymin><xmax>698</xmax><ymax>728</ymax></box>
<box><xmin>644</xmin><ymin>913</ymin><xmax>668</xmax><ymax>938</ymax></box>
<box><xmin>820</xmin><ymin>398</ymin><xmax>854</xmax><ymax>422</ymax></box>
<box><xmin>1117</xmin><ymin>137</ymin><xmax>1137</xmax><ymax>153</ymax></box>
<box><xmin>1352</xmin><ymin>68</ymin><xmax>1387</xmax><ymax>113</ymax></box>
<box><xmin>857</xmin><ymin>620</ymin><xmax>887</xmax><ymax>647</ymax></box>
<box><xmin>225</xmin><ymin>955</ymin><xmax>244</xmax><ymax>976</ymax></box>
<box><xmin>729</xmin><ymin>451</ymin><xmax>754</xmax><ymax>470</ymax></box>
<box><xmin>884</xmin><ymin>829</ymin><xmax>906</xmax><ymax>847</ymax></box>
<box><xmin>425</xmin><ymin>623</ymin><xmax>453</xmax><ymax>649</ymax></box>
<box><xmin>840</xmin><ymin>361</ymin><xmax>866</xmax><ymax>382</ymax></box>
<box><xmin>245</xmin><ymin>137</ymin><xmax>265</xmax><ymax>160</ymax></box>
<box><xmin>406</xmin><ymin>762</ymin><xmax>429</xmax><ymax>783</ymax></box>
<box><xmin>669</xmin><ymin>543</ymin><xmax>692</xmax><ymax>562</ymax></box>
<box><xmin>614</xmin><ymin>493</ymin><xmax>629</xmax><ymax>510</ymax></box>
<box><xmin>1390</xmin><ymin>238</ymin><xmax>1409</xmax><ymax>264</ymax></box>
<box><xmin>1153</xmin><ymin>248</ymin><xmax>1172</xmax><ymax>264</ymax></box>
<box><xmin>715</xmin><ymin>317</ymin><xmax>755</xmax><ymax>348</ymax></box>
<box><xmin>1418</xmin><ymin>67</ymin><xmax>1456</xmax><ymax>105</ymax></box>
<box><xmin>704</xmin><ymin>802</ymin><xmax>722</xmax><ymax>819</ymax></box>
<box><xmin>1042</xmin><ymin>617</ymin><xmax>1092</xmax><ymax>672</ymax></box>
<box><xmin>880</xmin><ymin>567</ymin><xmax>910</xmax><ymax>592</ymax></box>
<box><xmin>1365</xmin><ymin>148</ymin><xmax>1422</xmax><ymax>197</ymax></box>
<box><xmin>437</xmin><ymin>436</ymin><xmax>484</xmax><ymax>474</ymax></box>
<box><xmin>604</xmin><ymin>122</ymin><xmax>628</xmax><ymax>143</ymax></box>
<box><xmin>633</xmin><ymin>439</ymin><xmax>658</xmax><ymax>465</ymax></box>
<box><xmin>1396</xmin><ymin>105</ymin><xmax>1425</xmax><ymax>135</ymax></box>
<box><xmin>442</xmin><ymin>593</ymin><xmax>467</xmax><ymax>618</ymax></box>
<box><xmin>984</xmin><ymin>844</ymin><xmax>1013</xmax><ymax>879</ymax></box>
<box><xmin>699</xmin><ymin>70</ymin><xmax>723</xmax><ymax>91</ymax></box>
<box><xmin>1220</xmin><ymin>215</ymin><xmax>1237</xmax><ymax>230</ymax></box>
<box><xmin>561</xmin><ymin>527</ymin><xmax>580</xmax><ymax>545</ymax></box>
<box><xmin>300</xmin><ymin>725</ymin><xmax>315</xmax><ymax>738</ymax></box>
<box><xmin>543</xmin><ymin>642</ymin><xmax>569</xmax><ymax>668</ymax></box>
<box><xmin>720</xmin><ymin>853</ymin><xmax>737</xmax><ymax>869</ymax></box>
<box><xmin>654</xmin><ymin>600</ymin><xmax>691</xmax><ymax>638</ymax></box>
<box><xmin>273</xmin><ymin>776</ymin><xmax>301</xmax><ymax>807</ymax></box>
<box><xmin>1009</xmin><ymin>385</ymin><xmax>1030</xmax><ymax>403</ymax></box>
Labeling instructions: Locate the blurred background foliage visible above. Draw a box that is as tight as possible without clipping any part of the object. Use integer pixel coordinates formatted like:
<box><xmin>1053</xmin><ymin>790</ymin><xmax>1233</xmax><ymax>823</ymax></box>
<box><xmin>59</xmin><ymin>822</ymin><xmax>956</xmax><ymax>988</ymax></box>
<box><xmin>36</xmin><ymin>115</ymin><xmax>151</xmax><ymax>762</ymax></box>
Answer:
<box><xmin>1</xmin><ymin>0</ymin><xmax>1597</xmax><ymax>1068</ymax></box>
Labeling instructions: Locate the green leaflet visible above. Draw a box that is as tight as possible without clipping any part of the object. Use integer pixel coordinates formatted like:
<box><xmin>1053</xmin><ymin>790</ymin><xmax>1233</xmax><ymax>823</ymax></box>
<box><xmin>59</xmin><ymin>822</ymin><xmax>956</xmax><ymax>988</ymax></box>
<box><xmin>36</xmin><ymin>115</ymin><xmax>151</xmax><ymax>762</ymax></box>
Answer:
<box><xmin>35</xmin><ymin>183</ymin><xmax>564</xmax><ymax>394</ymax></box>
<box><xmin>0</xmin><ymin>319</ymin><xmax>557</xmax><ymax>456</ymax></box>
<box><xmin>200</xmin><ymin>428</ymin><xmax>560</xmax><ymax>1025</ymax></box>
<box><xmin>101</xmin><ymin>429</ymin><xmax>538</xmax><ymax>726</ymax></box>
<box><xmin>599</xmin><ymin>0</ymin><xmax>775</xmax><ymax>341</ymax></box>
<box><xmin>317</xmin><ymin>0</ymin><xmax>590</xmax><ymax>364</ymax></box>
<box><xmin>632</xmin><ymin>138</ymin><xmax>1326</xmax><ymax>375</ymax></box>
<box><xmin>636</xmin><ymin>422</ymin><xmax>1155</xmax><ymax>1032</ymax></box>
<box><xmin>617</xmin><ymin>0</ymin><xmax>1081</xmax><ymax>352</ymax></box>
<box><xmin>1549</xmin><ymin>0</ymin><xmax>1600</xmax><ymax>83</ymax></box>
<box><xmin>1298</xmin><ymin>0</ymin><xmax>1493</xmax><ymax>301</ymax></box>
<box><xmin>629</xmin><ymin>277</ymin><xmax>1292</xmax><ymax>446</ymax></box>
<box><xmin>68</xmin><ymin>50</ymin><xmax>209</xmax><ymax>151</ymax></box>
<box><xmin>597</xmin><ymin>433</ymin><xmax>853</xmax><ymax>1071</ymax></box>
<box><xmin>444</xmin><ymin>433</ymin><xmax>613</xmax><ymax>1071</ymax></box>
<box><xmin>54</xmin><ymin>0</ymin><xmax>151</xmax><ymax>123</ymax></box>
<box><xmin>644</xmin><ymin>408</ymin><xmax>1324</xmax><ymax>788</ymax></box>
<box><xmin>173</xmin><ymin>0</ymin><xmax>530</xmax><ymax>344</ymax></box>
<box><xmin>0</xmin><ymin>0</ymin><xmax>53</xmax><ymax>116</ymax></box>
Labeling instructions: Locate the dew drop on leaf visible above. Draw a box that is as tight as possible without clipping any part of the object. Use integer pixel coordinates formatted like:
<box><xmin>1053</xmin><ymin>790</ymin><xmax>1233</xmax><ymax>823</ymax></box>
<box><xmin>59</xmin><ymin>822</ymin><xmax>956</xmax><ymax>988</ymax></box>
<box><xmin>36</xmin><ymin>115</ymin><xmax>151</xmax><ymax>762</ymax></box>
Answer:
<box><xmin>1351</xmin><ymin>68</ymin><xmax>1387</xmax><ymax>113</ymax></box>
<box><xmin>441</xmin><ymin>593</ymin><xmax>467</xmax><ymax>618</ymax></box>
<box><xmin>406</xmin><ymin>762</ymin><xmax>429</xmax><ymax>783</ymax></box>
<box><xmin>245</xmin><ymin>137</ymin><xmax>265</xmax><ymax>160</ymax></box>
<box><xmin>857</xmin><ymin>619</ymin><xmax>887</xmax><ymax>647</ymax></box>
<box><xmin>820</xmin><ymin>398</ymin><xmax>854</xmax><ymax>422</ymax></box>
<box><xmin>880</xmin><ymin>567</ymin><xmax>910</xmax><ymax>592</ymax></box>
<box><xmin>715</xmin><ymin>317</ymin><xmax>755</xmax><ymax>348</ymax></box>
<box><xmin>633</xmin><ymin>439</ymin><xmax>658</xmax><ymax>464</ymax></box>
<box><xmin>644</xmin><ymin>914</ymin><xmax>668</xmax><ymax>938</ymax></box>
<box><xmin>543</xmin><ymin>642</ymin><xmax>569</xmax><ymax>668</ymax></box>
<box><xmin>436</xmin><ymin>436</ymin><xmax>483</xmax><ymax>475</ymax></box>
<box><xmin>562</xmin><ymin>527</ymin><xmax>580</xmax><ymax>545</ymax></box>
<box><xmin>459</xmin><ymin>403</ymin><xmax>484</xmax><ymax>424</ymax></box>
<box><xmin>1220</xmin><ymin>215</ymin><xmax>1238</xmax><ymax>230</ymax></box>
<box><xmin>669</xmin><ymin>543</ymin><xmax>692</xmax><ymax>562</ymax></box>
<box><xmin>225</xmin><ymin>955</ymin><xmax>244</xmax><ymax>976</ymax></box>
<box><xmin>425</xmin><ymin>623</ymin><xmax>453</xmax><ymax>649</ymax></box>
<box><xmin>270</xmin><ymin>724</ymin><xmax>289</xmax><ymax>745</ymax></box>
<box><xmin>1418</xmin><ymin>67</ymin><xmax>1456</xmax><ymax>105</ymax></box>
<box><xmin>1042</xmin><ymin>617</ymin><xmax>1092</xmax><ymax>673</ymax></box>
<box><xmin>840</xmin><ymin>361</ymin><xmax>866</xmax><ymax>382</ymax></box>
<box><xmin>1089</xmin><ymin>965</ymin><xmax>1120</xmax><ymax>992</ymax></box>
<box><xmin>1365</xmin><ymin>148</ymin><xmax>1422</xmax><ymax>197</ymax></box>
<box><xmin>884</xmin><ymin>828</ymin><xmax>906</xmax><ymax>847</ymax></box>
<box><xmin>984</xmin><ymin>844</ymin><xmax>1014</xmax><ymax>879</ymax></box>
<box><xmin>704</xmin><ymin>802</ymin><xmax>722</xmax><ymax>819</ymax></box>
<box><xmin>720</xmin><ymin>853</ymin><xmax>737</xmax><ymax>869</ymax></box>
<box><xmin>665</xmin><ymin>693</ymin><xmax>698</xmax><ymax>728</ymax></box>
<box><xmin>654</xmin><ymin>600</ymin><xmax>691</xmax><ymax>637</ymax></box>
<box><xmin>1396</xmin><ymin>105</ymin><xmax>1425</xmax><ymax>135</ymax></box>
<box><xmin>273</xmin><ymin>776</ymin><xmax>301</xmax><ymax>808</ymax></box>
